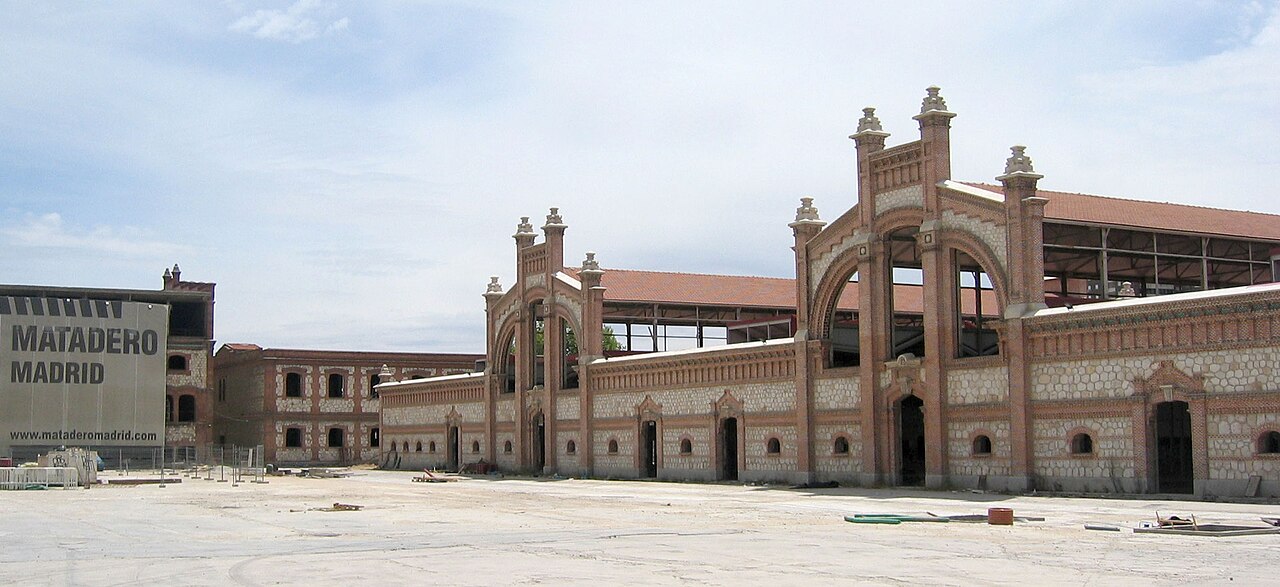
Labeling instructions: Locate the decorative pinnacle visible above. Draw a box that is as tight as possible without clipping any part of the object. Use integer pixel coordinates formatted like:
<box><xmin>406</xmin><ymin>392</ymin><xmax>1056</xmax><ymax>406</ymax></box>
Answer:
<box><xmin>485</xmin><ymin>276</ymin><xmax>503</xmax><ymax>294</ymax></box>
<box><xmin>856</xmin><ymin>107</ymin><xmax>883</xmax><ymax>133</ymax></box>
<box><xmin>795</xmin><ymin>197</ymin><xmax>820</xmax><ymax>222</ymax></box>
<box><xmin>515</xmin><ymin>216</ymin><xmax>534</xmax><ymax>235</ymax></box>
<box><xmin>789</xmin><ymin>196</ymin><xmax>826</xmax><ymax>230</ymax></box>
<box><xmin>378</xmin><ymin>364</ymin><xmax>394</xmax><ymax>377</ymax></box>
<box><xmin>581</xmin><ymin>251</ymin><xmax>601</xmax><ymax>272</ymax></box>
<box><xmin>996</xmin><ymin>145</ymin><xmax>1044</xmax><ymax>182</ymax></box>
<box><xmin>545</xmin><ymin>207</ymin><xmax>564</xmax><ymax>227</ymax></box>
<box><xmin>920</xmin><ymin>86</ymin><xmax>948</xmax><ymax>113</ymax></box>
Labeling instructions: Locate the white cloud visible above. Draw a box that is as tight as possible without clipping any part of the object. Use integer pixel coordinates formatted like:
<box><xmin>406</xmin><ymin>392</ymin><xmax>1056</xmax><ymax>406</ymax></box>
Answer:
<box><xmin>1</xmin><ymin>212</ymin><xmax>193</xmax><ymax>259</ymax></box>
<box><xmin>229</xmin><ymin>0</ymin><xmax>346</xmax><ymax>43</ymax></box>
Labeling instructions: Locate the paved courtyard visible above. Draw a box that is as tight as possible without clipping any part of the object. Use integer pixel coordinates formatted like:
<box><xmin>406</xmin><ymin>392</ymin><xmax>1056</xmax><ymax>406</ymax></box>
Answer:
<box><xmin>2</xmin><ymin>469</ymin><xmax>1277</xmax><ymax>585</ymax></box>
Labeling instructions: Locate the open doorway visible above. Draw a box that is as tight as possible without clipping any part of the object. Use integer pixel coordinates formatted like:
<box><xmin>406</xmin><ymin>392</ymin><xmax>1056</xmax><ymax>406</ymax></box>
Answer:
<box><xmin>1155</xmin><ymin>401</ymin><xmax>1193</xmax><ymax>494</ymax></box>
<box><xmin>532</xmin><ymin>413</ymin><xmax>546</xmax><ymax>472</ymax></box>
<box><xmin>447</xmin><ymin>426</ymin><xmax>460</xmax><ymax>471</ymax></box>
<box><xmin>640</xmin><ymin>420</ymin><xmax>658</xmax><ymax>478</ymax></box>
<box><xmin>897</xmin><ymin>395</ymin><xmax>925</xmax><ymax>486</ymax></box>
<box><xmin>719</xmin><ymin>417</ymin><xmax>739</xmax><ymax>481</ymax></box>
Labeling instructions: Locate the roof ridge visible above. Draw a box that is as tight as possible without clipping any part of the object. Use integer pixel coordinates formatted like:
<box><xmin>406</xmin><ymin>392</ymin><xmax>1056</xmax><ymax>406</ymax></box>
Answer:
<box><xmin>965</xmin><ymin>181</ymin><xmax>1280</xmax><ymax>219</ymax></box>
<box><xmin>605</xmin><ymin>267</ymin><xmax>793</xmax><ymax>281</ymax></box>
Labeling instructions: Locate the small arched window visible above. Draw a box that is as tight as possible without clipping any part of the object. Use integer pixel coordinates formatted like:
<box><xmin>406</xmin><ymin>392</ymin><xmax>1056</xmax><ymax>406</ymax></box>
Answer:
<box><xmin>328</xmin><ymin>427</ymin><xmax>344</xmax><ymax>448</ymax></box>
<box><xmin>327</xmin><ymin>373</ymin><xmax>345</xmax><ymax>398</ymax></box>
<box><xmin>415</xmin><ymin>441</ymin><xmax>423</xmax><ymax>452</ymax></box>
<box><xmin>285</xmin><ymin>372</ymin><xmax>302</xmax><ymax>397</ymax></box>
<box><xmin>285</xmin><ymin>428</ymin><xmax>302</xmax><ymax>448</ymax></box>
<box><xmin>766</xmin><ymin>438</ymin><xmax>781</xmax><ymax>454</ymax></box>
<box><xmin>607</xmin><ymin>439</ymin><xmax>619</xmax><ymax>454</ymax></box>
<box><xmin>1259</xmin><ymin>431</ymin><xmax>1280</xmax><ymax>454</ymax></box>
<box><xmin>972</xmin><ymin>435</ymin><xmax>992</xmax><ymax>455</ymax></box>
<box><xmin>833</xmin><ymin>436</ymin><xmax>850</xmax><ymax>455</ymax></box>
<box><xmin>566</xmin><ymin>440</ymin><xmax>577</xmax><ymax>454</ymax></box>
<box><xmin>429</xmin><ymin>441</ymin><xmax>437</xmax><ymax>453</ymax></box>
<box><xmin>504</xmin><ymin>440</ymin><xmax>513</xmax><ymax>454</ymax></box>
<box><xmin>679</xmin><ymin>438</ymin><xmax>692</xmax><ymax>454</ymax></box>
<box><xmin>177</xmin><ymin>394</ymin><xmax>196</xmax><ymax>422</ymax></box>
<box><xmin>369</xmin><ymin>374</ymin><xmax>381</xmax><ymax>398</ymax></box>
<box><xmin>167</xmin><ymin>355</ymin><xmax>187</xmax><ymax>371</ymax></box>
<box><xmin>1070</xmin><ymin>432</ymin><xmax>1094</xmax><ymax>455</ymax></box>
<box><xmin>402</xmin><ymin>441</ymin><xmax>409</xmax><ymax>452</ymax></box>
<box><xmin>471</xmin><ymin>440</ymin><xmax>481</xmax><ymax>453</ymax></box>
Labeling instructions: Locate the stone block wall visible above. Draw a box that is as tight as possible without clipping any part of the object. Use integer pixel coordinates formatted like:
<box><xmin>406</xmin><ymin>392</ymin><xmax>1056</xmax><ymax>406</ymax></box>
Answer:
<box><xmin>1032</xmin><ymin>417</ymin><xmax>1136</xmax><ymax>492</ymax></box>
<box><xmin>814</xmin><ymin>376</ymin><xmax>859</xmax><ymax>410</ymax></box>
<box><xmin>947</xmin><ymin>365</ymin><xmax>1008</xmax><ymax>405</ymax></box>
<box><xmin>813</xmin><ymin>423</ymin><xmax>861</xmax><ymax>479</ymax></box>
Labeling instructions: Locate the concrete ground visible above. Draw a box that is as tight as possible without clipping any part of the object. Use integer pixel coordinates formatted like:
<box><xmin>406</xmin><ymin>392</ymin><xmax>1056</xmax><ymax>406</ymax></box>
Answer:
<box><xmin>2</xmin><ymin>469</ymin><xmax>1277</xmax><ymax>586</ymax></box>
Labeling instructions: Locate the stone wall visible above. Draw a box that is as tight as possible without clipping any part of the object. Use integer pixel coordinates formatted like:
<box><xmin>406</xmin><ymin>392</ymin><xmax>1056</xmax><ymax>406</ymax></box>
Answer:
<box><xmin>814</xmin><ymin>376</ymin><xmax>859</xmax><ymax>410</ymax></box>
<box><xmin>947</xmin><ymin>365</ymin><xmax>1008</xmax><ymax>405</ymax></box>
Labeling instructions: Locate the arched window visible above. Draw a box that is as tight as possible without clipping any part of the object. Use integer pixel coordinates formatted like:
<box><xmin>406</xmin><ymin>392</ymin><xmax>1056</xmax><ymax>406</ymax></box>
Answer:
<box><xmin>562</xmin><ymin>319</ymin><xmax>579</xmax><ymax>389</ymax></box>
<box><xmin>429</xmin><ymin>441</ymin><xmax>437</xmax><ymax>453</ymax></box>
<box><xmin>833</xmin><ymin>436</ymin><xmax>850</xmax><ymax>455</ymax></box>
<box><xmin>1070</xmin><ymin>432</ymin><xmax>1093</xmax><ymax>455</ymax></box>
<box><xmin>888</xmin><ymin>228</ymin><xmax>926</xmax><ymax>359</ymax></box>
<box><xmin>471</xmin><ymin>440</ymin><xmax>481</xmax><ymax>453</ymax></box>
<box><xmin>972</xmin><ymin>435</ymin><xmax>992</xmax><ymax>455</ymax></box>
<box><xmin>177</xmin><ymin>394</ymin><xmax>196</xmax><ymax>422</ymax></box>
<box><xmin>415</xmin><ymin>441</ymin><xmax>423</xmax><ymax>452</ymax></box>
<box><xmin>766</xmin><ymin>438</ymin><xmax>781</xmax><ymax>454</ymax></box>
<box><xmin>566</xmin><ymin>440</ymin><xmax>577</xmax><ymax>454</ymax></box>
<box><xmin>679</xmin><ymin>438</ymin><xmax>692</xmax><ymax>455</ymax></box>
<box><xmin>504</xmin><ymin>440</ymin><xmax>513</xmax><ymax>454</ymax></box>
<box><xmin>327</xmin><ymin>374</ymin><xmax>345</xmax><ymax>398</ymax></box>
<box><xmin>402</xmin><ymin>441</ymin><xmax>409</xmax><ymax>452</ymax></box>
<box><xmin>285</xmin><ymin>428</ymin><xmax>302</xmax><ymax>448</ymax></box>
<box><xmin>167</xmin><ymin>355</ymin><xmax>187</xmax><ymax>371</ymax></box>
<box><xmin>328</xmin><ymin>427</ymin><xmax>344</xmax><ymax>448</ymax></box>
<box><xmin>370</xmin><ymin>428</ymin><xmax>380</xmax><ymax>448</ymax></box>
<box><xmin>389</xmin><ymin>438</ymin><xmax>397</xmax><ymax>451</ymax></box>
<box><xmin>285</xmin><ymin>372</ymin><xmax>302</xmax><ymax>397</ymax></box>
<box><xmin>826</xmin><ymin>270</ymin><xmax>861</xmax><ymax>368</ymax></box>
<box><xmin>369</xmin><ymin>374</ymin><xmax>381</xmax><ymax>398</ymax></box>
<box><xmin>1259</xmin><ymin>431</ymin><xmax>1280</xmax><ymax>454</ymax></box>
<box><xmin>607</xmin><ymin>439</ymin><xmax>619</xmax><ymax>454</ymax></box>
<box><xmin>955</xmin><ymin>250</ymin><xmax>999</xmax><ymax>358</ymax></box>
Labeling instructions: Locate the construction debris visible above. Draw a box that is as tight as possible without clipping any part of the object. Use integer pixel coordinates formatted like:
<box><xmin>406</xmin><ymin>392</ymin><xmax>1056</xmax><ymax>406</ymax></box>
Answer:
<box><xmin>1085</xmin><ymin>524</ymin><xmax>1121</xmax><ymax>532</ymax></box>
<box><xmin>413</xmin><ymin>469</ymin><xmax>454</xmax><ymax>483</ymax></box>
<box><xmin>314</xmin><ymin>503</ymin><xmax>363</xmax><ymax>512</ymax></box>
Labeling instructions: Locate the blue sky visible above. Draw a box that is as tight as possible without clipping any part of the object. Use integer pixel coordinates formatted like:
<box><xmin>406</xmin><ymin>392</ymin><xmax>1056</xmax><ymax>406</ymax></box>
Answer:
<box><xmin>2</xmin><ymin>1</ymin><xmax>1278</xmax><ymax>353</ymax></box>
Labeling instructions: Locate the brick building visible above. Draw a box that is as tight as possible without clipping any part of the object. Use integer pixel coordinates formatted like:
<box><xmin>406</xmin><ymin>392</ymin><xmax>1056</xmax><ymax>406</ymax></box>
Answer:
<box><xmin>380</xmin><ymin>87</ymin><xmax>1280</xmax><ymax>497</ymax></box>
<box><xmin>212</xmin><ymin>345</ymin><xmax>481</xmax><ymax>466</ymax></box>
<box><xmin>1</xmin><ymin>265</ymin><xmax>216</xmax><ymax>463</ymax></box>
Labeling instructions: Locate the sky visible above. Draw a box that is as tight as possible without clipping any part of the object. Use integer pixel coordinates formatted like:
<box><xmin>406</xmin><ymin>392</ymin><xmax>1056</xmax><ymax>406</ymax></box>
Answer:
<box><xmin>3</xmin><ymin>1</ymin><xmax>1279</xmax><ymax>353</ymax></box>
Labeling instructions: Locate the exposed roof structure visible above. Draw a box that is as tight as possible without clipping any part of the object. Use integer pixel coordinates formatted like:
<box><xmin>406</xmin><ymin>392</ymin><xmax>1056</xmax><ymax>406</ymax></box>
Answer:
<box><xmin>967</xmin><ymin>183</ymin><xmax>1280</xmax><ymax>242</ymax></box>
<box><xmin>597</xmin><ymin>269</ymin><xmax>995</xmax><ymax>316</ymax></box>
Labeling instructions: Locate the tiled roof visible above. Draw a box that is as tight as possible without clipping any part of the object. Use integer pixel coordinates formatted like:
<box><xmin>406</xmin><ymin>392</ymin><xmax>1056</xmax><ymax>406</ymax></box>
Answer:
<box><xmin>966</xmin><ymin>183</ymin><xmax>1280</xmax><ymax>242</ymax></box>
<box><xmin>220</xmin><ymin>343</ymin><xmax>262</xmax><ymax>352</ymax></box>
<box><xmin>600</xmin><ymin>269</ymin><xmax>996</xmax><ymax>315</ymax></box>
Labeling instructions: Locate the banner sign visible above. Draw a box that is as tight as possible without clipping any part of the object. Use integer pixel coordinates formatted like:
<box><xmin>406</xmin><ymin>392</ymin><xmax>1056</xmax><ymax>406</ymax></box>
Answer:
<box><xmin>2</xmin><ymin>296</ymin><xmax>168</xmax><ymax>448</ymax></box>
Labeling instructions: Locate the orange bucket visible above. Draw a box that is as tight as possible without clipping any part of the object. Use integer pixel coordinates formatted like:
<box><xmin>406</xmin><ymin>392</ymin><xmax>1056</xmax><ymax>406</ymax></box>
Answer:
<box><xmin>987</xmin><ymin>507</ymin><xmax>1014</xmax><ymax>525</ymax></box>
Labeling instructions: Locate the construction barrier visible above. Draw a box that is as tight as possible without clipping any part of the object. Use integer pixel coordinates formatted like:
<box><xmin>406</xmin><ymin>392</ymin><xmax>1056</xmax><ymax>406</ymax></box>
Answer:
<box><xmin>0</xmin><ymin>467</ymin><xmax>80</xmax><ymax>490</ymax></box>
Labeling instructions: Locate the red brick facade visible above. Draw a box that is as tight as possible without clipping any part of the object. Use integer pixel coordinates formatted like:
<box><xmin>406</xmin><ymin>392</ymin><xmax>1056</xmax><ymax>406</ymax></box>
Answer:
<box><xmin>380</xmin><ymin>88</ymin><xmax>1280</xmax><ymax>497</ymax></box>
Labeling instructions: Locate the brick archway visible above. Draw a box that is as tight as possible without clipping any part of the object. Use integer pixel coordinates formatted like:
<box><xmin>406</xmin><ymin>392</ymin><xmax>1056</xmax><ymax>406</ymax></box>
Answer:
<box><xmin>1131</xmin><ymin>361</ymin><xmax>1207</xmax><ymax>494</ymax></box>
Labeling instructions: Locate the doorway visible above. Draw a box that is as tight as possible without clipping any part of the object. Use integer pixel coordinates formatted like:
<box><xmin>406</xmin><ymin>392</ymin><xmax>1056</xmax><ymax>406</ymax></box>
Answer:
<box><xmin>719</xmin><ymin>418</ymin><xmax>739</xmax><ymax>481</ymax></box>
<box><xmin>1155</xmin><ymin>401</ymin><xmax>1193</xmax><ymax>494</ymax></box>
<box><xmin>447</xmin><ymin>426</ymin><xmax>460</xmax><ymax>471</ymax></box>
<box><xmin>641</xmin><ymin>420</ymin><xmax>658</xmax><ymax>478</ymax></box>
<box><xmin>897</xmin><ymin>395</ymin><xmax>925</xmax><ymax>486</ymax></box>
<box><xmin>532</xmin><ymin>413</ymin><xmax>546</xmax><ymax>472</ymax></box>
